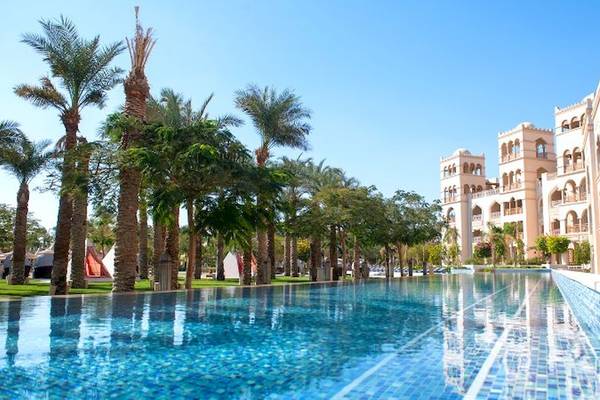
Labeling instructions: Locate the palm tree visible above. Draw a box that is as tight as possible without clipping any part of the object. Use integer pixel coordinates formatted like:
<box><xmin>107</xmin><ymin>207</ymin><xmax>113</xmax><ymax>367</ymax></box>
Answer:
<box><xmin>0</xmin><ymin>121</ymin><xmax>23</xmax><ymax>149</ymax></box>
<box><xmin>0</xmin><ymin>136</ymin><xmax>52</xmax><ymax>284</ymax></box>
<box><xmin>113</xmin><ymin>8</ymin><xmax>155</xmax><ymax>292</ymax></box>
<box><xmin>15</xmin><ymin>17</ymin><xmax>124</xmax><ymax>294</ymax></box>
<box><xmin>235</xmin><ymin>85</ymin><xmax>311</xmax><ymax>284</ymax></box>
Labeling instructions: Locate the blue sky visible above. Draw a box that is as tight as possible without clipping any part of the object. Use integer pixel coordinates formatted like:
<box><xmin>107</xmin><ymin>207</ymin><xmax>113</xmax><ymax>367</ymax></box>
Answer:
<box><xmin>2</xmin><ymin>1</ymin><xmax>600</xmax><ymax>229</ymax></box>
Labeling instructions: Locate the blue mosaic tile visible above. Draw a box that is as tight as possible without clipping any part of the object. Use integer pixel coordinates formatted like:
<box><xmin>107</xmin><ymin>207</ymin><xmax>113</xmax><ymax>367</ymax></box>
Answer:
<box><xmin>0</xmin><ymin>273</ymin><xmax>597</xmax><ymax>399</ymax></box>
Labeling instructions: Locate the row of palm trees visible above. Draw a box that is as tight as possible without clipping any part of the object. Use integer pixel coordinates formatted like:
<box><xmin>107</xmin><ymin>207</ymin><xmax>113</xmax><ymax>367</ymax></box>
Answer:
<box><xmin>2</xmin><ymin>10</ymin><xmax>442</xmax><ymax>294</ymax></box>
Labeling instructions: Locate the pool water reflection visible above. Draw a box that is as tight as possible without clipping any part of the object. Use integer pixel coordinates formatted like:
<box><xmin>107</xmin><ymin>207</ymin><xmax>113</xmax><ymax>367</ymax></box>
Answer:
<box><xmin>0</xmin><ymin>273</ymin><xmax>597</xmax><ymax>399</ymax></box>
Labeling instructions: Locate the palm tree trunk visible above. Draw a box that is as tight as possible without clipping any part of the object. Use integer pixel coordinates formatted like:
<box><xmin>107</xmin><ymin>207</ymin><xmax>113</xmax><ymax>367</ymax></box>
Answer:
<box><xmin>353</xmin><ymin>236</ymin><xmax>361</xmax><ymax>281</ymax></box>
<box><xmin>151</xmin><ymin>218</ymin><xmax>165</xmax><ymax>284</ymax></box>
<box><xmin>396</xmin><ymin>242</ymin><xmax>405</xmax><ymax>277</ymax></box>
<box><xmin>268</xmin><ymin>222</ymin><xmax>276</xmax><ymax>280</ymax></box>
<box><xmin>166</xmin><ymin>207</ymin><xmax>180</xmax><ymax>290</ymax></box>
<box><xmin>256</xmin><ymin>226</ymin><xmax>269</xmax><ymax>285</ymax></box>
<box><xmin>291</xmin><ymin>236</ymin><xmax>299</xmax><ymax>277</ymax></box>
<box><xmin>69</xmin><ymin>187</ymin><xmax>88</xmax><ymax>289</ymax></box>
<box><xmin>10</xmin><ymin>182</ymin><xmax>29</xmax><ymax>285</ymax></box>
<box><xmin>284</xmin><ymin>232</ymin><xmax>291</xmax><ymax>276</ymax></box>
<box><xmin>384</xmin><ymin>244</ymin><xmax>391</xmax><ymax>279</ymax></box>
<box><xmin>114</xmin><ymin>166</ymin><xmax>141</xmax><ymax>292</ymax></box>
<box><xmin>216</xmin><ymin>232</ymin><xmax>225</xmax><ymax>281</ymax></box>
<box><xmin>340</xmin><ymin>230</ymin><xmax>348</xmax><ymax>279</ymax></box>
<box><xmin>70</xmin><ymin>148</ymin><xmax>91</xmax><ymax>289</ymax></box>
<box><xmin>185</xmin><ymin>199</ymin><xmax>196</xmax><ymax>289</ymax></box>
<box><xmin>310</xmin><ymin>238</ymin><xmax>318</xmax><ymax>282</ymax></box>
<box><xmin>138</xmin><ymin>192</ymin><xmax>149</xmax><ymax>279</ymax></box>
<box><xmin>242</xmin><ymin>235</ymin><xmax>252</xmax><ymax>285</ymax></box>
<box><xmin>329</xmin><ymin>225</ymin><xmax>338</xmax><ymax>281</ymax></box>
<box><xmin>50</xmin><ymin>113</ymin><xmax>79</xmax><ymax>295</ymax></box>
<box><xmin>194</xmin><ymin>233</ymin><xmax>203</xmax><ymax>279</ymax></box>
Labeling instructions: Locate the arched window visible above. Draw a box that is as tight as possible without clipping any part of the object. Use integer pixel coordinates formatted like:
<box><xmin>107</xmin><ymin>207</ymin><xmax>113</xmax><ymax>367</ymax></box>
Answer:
<box><xmin>464</xmin><ymin>184</ymin><xmax>470</xmax><ymax>194</ymax></box>
<box><xmin>561</xmin><ymin>120</ymin><xmax>570</xmax><ymax>132</ymax></box>
<box><xmin>563</xmin><ymin>150</ymin><xmax>572</xmax><ymax>172</ymax></box>
<box><xmin>475</xmin><ymin>163</ymin><xmax>482</xmax><ymax>175</ymax></box>
<box><xmin>536</xmin><ymin>167</ymin><xmax>547</xmax><ymax>182</ymax></box>
<box><xmin>447</xmin><ymin>208</ymin><xmax>455</xmax><ymax>223</ymax></box>
<box><xmin>580</xmin><ymin>177</ymin><xmax>587</xmax><ymax>200</ymax></box>
<box><xmin>514</xmin><ymin>139</ymin><xmax>521</xmax><ymax>155</ymax></box>
<box><xmin>571</xmin><ymin>117</ymin><xmax>580</xmax><ymax>129</ymax></box>
<box><xmin>443</xmin><ymin>188</ymin><xmax>448</xmax><ymax>202</ymax></box>
<box><xmin>573</xmin><ymin>147</ymin><xmax>582</xmax><ymax>169</ymax></box>
<box><xmin>566</xmin><ymin>211</ymin><xmax>579</xmax><ymax>233</ymax></box>
<box><xmin>581</xmin><ymin>209</ymin><xmax>589</xmax><ymax>231</ymax></box>
<box><xmin>550</xmin><ymin>189</ymin><xmax>562</xmax><ymax>206</ymax></box>
<box><xmin>472</xmin><ymin>205</ymin><xmax>482</xmax><ymax>224</ymax></box>
<box><xmin>469</xmin><ymin>163</ymin><xmax>475</xmax><ymax>174</ymax></box>
<box><xmin>551</xmin><ymin>219</ymin><xmax>560</xmax><ymax>235</ymax></box>
<box><xmin>476</xmin><ymin>185</ymin><xmax>483</xmax><ymax>192</ymax></box>
<box><xmin>443</xmin><ymin>166</ymin><xmax>448</xmax><ymax>177</ymax></box>
<box><xmin>490</xmin><ymin>202</ymin><xmax>501</xmax><ymax>219</ymax></box>
<box><xmin>535</xmin><ymin>139</ymin><xmax>547</xmax><ymax>159</ymax></box>
<box><xmin>471</xmin><ymin>184</ymin><xmax>476</xmax><ymax>193</ymax></box>
<box><xmin>463</xmin><ymin>162</ymin><xmax>469</xmax><ymax>173</ymax></box>
<box><xmin>515</xmin><ymin>169</ymin><xmax>522</xmax><ymax>186</ymax></box>
<box><xmin>502</xmin><ymin>173</ymin><xmax>509</xmax><ymax>189</ymax></box>
<box><xmin>564</xmin><ymin>180</ymin><xmax>576</xmax><ymax>202</ymax></box>
<box><xmin>501</xmin><ymin>143</ymin><xmax>508</xmax><ymax>161</ymax></box>
<box><xmin>508</xmin><ymin>140</ymin><xmax>514</xmax><ymax>155</ymax></box>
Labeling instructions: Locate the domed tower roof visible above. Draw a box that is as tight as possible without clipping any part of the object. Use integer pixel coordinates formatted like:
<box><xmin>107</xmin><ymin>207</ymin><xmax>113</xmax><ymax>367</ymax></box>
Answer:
<box><xmin>453</xmin><ymin>148</ymin><xmax>471</xmax><ymax>156</ymax></box>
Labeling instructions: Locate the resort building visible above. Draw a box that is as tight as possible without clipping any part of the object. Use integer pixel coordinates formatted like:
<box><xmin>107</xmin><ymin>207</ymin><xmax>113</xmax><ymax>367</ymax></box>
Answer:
<box><xmin>441</xmin><ymin>89</ymin><xmax>600</xmax><ymax>274</ymax></box>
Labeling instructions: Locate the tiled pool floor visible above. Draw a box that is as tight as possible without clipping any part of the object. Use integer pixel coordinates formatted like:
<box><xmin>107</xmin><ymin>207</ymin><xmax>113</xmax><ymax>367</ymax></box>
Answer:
<box><xmin>0</xmin><ymin>273</ymin><xmax>597</xmax><ymax>399</ymax></box>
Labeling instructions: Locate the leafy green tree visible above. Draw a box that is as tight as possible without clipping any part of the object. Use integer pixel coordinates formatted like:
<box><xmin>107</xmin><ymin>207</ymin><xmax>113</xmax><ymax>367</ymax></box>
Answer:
<box><xmin>535</xmin><ymin>235</ymin><xmax>550</xmax><ymax>262</ymax></box>
<box><xmin>428</xmin><ymin>243</ymin><xmax>444</xmax><ymax>266</ymax></box>
<box><xmin>235</xmin><ymin>85</ymin><xmax>312</xmax><ymax>284</ymax></box>
<box><xmin>0</xmin><ymin>136</ymin><xmax>52</xmax><ymax>284</ymax></box>
<box><xmin>574</xmin><ymin>241</ymin><xmax>591</xmax><ymax>265</ymax></box>
<box><xmin>546</xmin><ymin>236</ymin><xmax>570</xmax><ymax>264</ymax></box>
<box><xmin>16</xmin><ymin>16</ymin><xmax>124</xmax><ymax>294</ymax></box>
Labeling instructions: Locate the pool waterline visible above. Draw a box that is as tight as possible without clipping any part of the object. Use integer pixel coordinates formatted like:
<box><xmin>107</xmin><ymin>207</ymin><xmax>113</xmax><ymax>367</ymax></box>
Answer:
<box><xmin>0</xmin><ymin>273</ymin><xmax>597</xmax><ymax>399</ymax></box>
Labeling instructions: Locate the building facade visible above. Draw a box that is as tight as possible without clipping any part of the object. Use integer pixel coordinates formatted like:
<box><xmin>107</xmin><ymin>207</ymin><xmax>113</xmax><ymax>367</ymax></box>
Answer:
<box><xmin>441</xmin><ymin>89</ymin><xmax>600</xmax><ymax>274</ymax></box>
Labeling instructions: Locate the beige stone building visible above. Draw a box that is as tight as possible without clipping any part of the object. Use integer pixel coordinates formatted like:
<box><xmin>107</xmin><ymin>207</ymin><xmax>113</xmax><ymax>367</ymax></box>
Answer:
<box><xmin>441</xmin><ymin>90</ymin><xmax>600</xmax><ymax>274</ymax></box>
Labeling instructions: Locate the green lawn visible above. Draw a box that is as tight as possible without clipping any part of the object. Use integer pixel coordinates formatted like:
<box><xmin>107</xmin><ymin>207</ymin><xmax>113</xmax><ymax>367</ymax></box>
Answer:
<box><xmin>0</xmin><ymin>275</ymin><xmax>313</xmax><ymax>298</ymax></box>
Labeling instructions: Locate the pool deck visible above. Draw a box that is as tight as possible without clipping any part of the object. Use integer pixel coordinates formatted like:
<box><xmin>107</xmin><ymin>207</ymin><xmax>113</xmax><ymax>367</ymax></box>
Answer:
<box><xmin>553</xmin><ymin>268</ymin><xmax>600</xmax><ymax>293</ymax></box>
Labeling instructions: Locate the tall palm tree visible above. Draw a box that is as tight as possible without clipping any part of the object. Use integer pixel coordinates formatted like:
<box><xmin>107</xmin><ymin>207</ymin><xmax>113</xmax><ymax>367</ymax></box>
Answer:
<box><xmin>235</xmin><ymin>85</ymin><xmax>311</xmax><ymax>284</ymax></box>
<box><xmin>0</xmin><ymin>136</ymin><xmax>52</xmax><ymax>284</ymax></box>
<box><xmin>113</xmin><ymin>8</ymin><xmax>155</xmax><ymax>292</ymax></box>
<box><xmin>15</xmin><ymin>17</ymin><xmax>124</xmax><ymax>294</ymax></box>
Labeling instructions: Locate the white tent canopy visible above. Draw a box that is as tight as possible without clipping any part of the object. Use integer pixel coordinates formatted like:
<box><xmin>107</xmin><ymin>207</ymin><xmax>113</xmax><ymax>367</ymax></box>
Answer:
<box><xmin>102</xmin><ymin>246</ymin><xmax>115</xmax><ymax>278</ymax></box>
<box><xmin>223</xmin><ymin>252</ymin><xmax>241</xmax><ymax>279</ymax></box>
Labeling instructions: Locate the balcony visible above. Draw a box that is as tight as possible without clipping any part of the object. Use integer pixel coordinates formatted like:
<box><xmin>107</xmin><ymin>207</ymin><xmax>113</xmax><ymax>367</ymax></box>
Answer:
<box><xmin>501</xmin><ymin>152</ymin><xmax>521</xmax><ymax>163</ymax></box>
<box><xmin>566</xmin><ymin>223</ymin><xmax>589</xmax><ymax>234</ymax></box>
<box><xmin>563</xmin><ymin>163</ymin><xmax>584</xmax><ymax>174</ymax></box>
<box><xmin>473</xmin><ymin>236</ymin><xmax>482</xmax><ymax>244</ymax></box>
<box><xmin>502</xmin><ymin>182</ymin><xmax>522</xmax><ymax>192</ymax></box>
<box><xmin>504</xmin><ymin>208</ymin><xmax>522</xmax><ymax>216</ymax></box>
<box><xmin>551</xmin><ymin>228</ymin><xmax>560</xmax><ymax>235</ymax></box>
<box><xmin>472</xmin><ymin>215</ymin><xmax>482</xmax><ymax>226</ymax></box>
<box><xmin>490</xmin><ymin>211</ymin><xmax>501</xmax><ymax>220</ymax></box>
<box><xmin>551</xmin><ymin>193</ymin><xmax>587</xmax><ymax>207</ymax></box>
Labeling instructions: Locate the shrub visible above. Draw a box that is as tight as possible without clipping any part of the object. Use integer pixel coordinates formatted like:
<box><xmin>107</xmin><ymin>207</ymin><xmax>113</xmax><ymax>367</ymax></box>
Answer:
<box><xmin>473</xmin><ymin>242</ymin><xmax>492</xmax><ymax>259</ymax></box>
<box><xmin>546</xmin><ymin>236</ymin><xmax>570</xmax><ymax>261</ymax></box>
<box><xmin>524</xmin><ymin>257</ymin><xmax>544</xmax><ymax>266</ymax></box>
<box><xmin>464</xmin><ymin>256</ymin><xmax>484</xmax><ymax>265</ymax></box>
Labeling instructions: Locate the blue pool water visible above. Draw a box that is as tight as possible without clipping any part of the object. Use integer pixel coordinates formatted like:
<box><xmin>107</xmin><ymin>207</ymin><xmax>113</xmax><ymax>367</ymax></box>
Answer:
<box><xmin>0</xmin><ymin>273</ymin><xmax>597</xmax><ymax>399</ymax></box>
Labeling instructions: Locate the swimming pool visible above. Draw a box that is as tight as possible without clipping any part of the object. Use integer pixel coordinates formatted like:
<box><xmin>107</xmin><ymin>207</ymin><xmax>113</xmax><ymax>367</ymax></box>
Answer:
<box><xmin>0</xmin><ymin>273</ymin><xmax>597</xmax><ymax>399</ymax></box>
